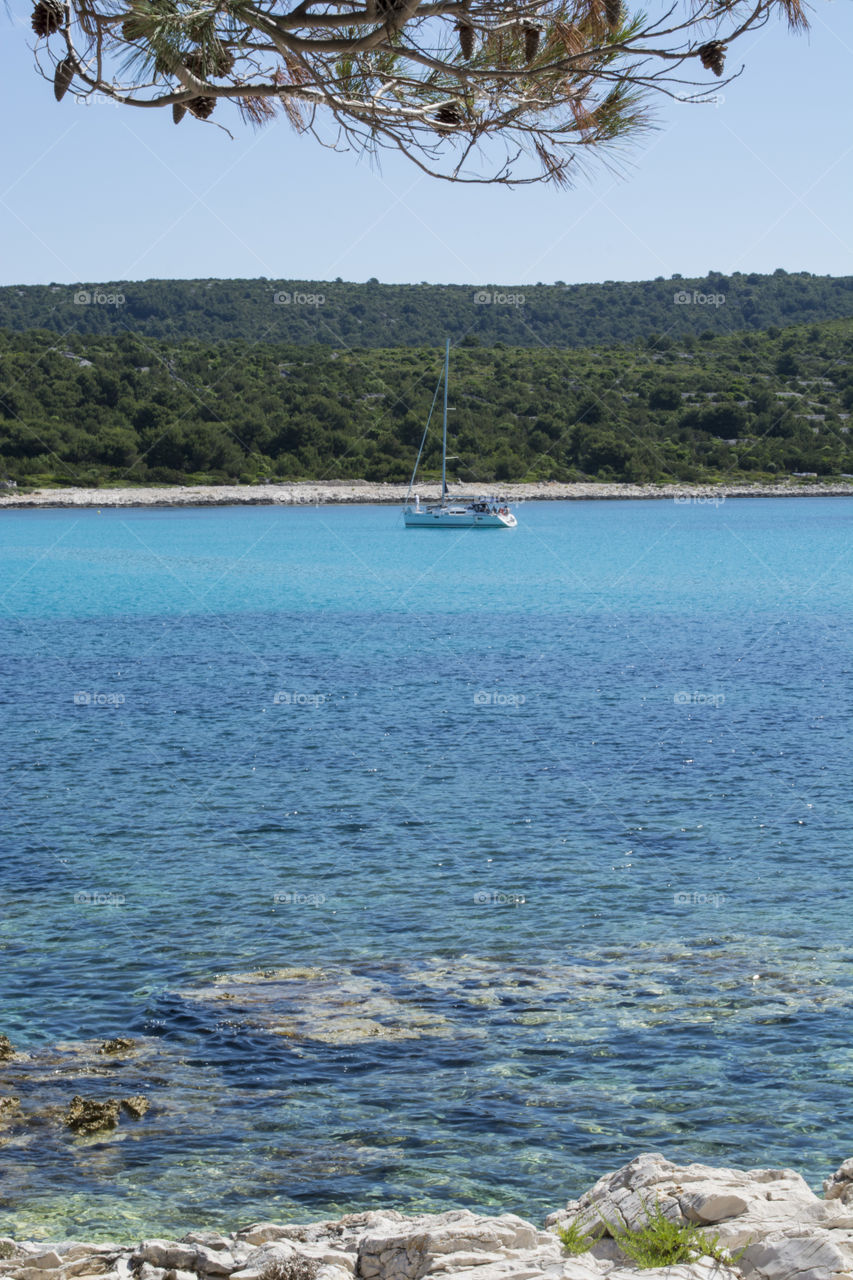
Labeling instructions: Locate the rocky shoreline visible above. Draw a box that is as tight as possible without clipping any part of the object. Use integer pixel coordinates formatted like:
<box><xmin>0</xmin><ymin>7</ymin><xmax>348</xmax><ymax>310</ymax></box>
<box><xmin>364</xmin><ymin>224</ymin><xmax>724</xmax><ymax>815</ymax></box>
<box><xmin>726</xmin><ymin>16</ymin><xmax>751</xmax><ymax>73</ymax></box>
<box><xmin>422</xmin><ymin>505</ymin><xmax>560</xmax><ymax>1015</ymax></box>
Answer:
<box><xmin>1</xmin><ymin>481</ymin><xmax>852</xmax><ymax>509</ymax></box>
<box><xmin>3</xmin><ymin>1154</ymin><xmax>853</xmax><ymax>1280</ymax></box>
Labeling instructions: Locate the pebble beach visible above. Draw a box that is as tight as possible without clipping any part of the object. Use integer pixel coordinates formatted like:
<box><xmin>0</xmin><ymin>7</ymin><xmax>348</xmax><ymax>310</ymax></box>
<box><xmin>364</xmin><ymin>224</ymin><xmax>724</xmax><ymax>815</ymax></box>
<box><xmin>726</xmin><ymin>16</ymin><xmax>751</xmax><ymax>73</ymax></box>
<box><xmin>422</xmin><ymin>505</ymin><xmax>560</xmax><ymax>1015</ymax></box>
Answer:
<box><xmin>1</xmin><ymin>480</ymin><xmax>852</xmax><ymax>508</ymax></box>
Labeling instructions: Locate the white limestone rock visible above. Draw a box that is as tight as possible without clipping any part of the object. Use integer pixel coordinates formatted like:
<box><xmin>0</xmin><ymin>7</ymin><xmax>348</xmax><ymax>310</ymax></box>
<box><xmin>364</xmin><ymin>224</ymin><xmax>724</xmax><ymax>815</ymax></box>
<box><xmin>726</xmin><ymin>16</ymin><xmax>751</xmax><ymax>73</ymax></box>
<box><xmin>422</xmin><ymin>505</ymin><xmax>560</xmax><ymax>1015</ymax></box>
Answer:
<box><xmin>238</xmin><ymin>1218</ymin><xmax>398</xmax><ymax>1258</ymax></box>
<box><xmin>612</xmin><ymin>1263</ymin><xmax>741</xmax><ymax>1280</ymax></box>
<box><xmin>551</xmin><ymin>1154</ymin><xmax>853</xmax><ymax>1280</ymax></box>
<box><xmin>738</xmin><ymin>1228</ymin><xmax>853</xmax><ymax>1280</ymax></box>
<box><xmin>356</xmin><ymin>1210</ymin><xmax>550</xmax><ymax>1280</ymax></box>
<box><xmin>551</xmin><ymin>1258</ymin><xmax>603</xmax><ymax>1280</ymax></box>
<box><xmin>59</xmin><ymin>1260</ymin><xmax>115</xmax><ymax>1279</ymax></box>
<box><xmin>29</xmin><ymin>1255</ymin><xmax>65</xmax><ymax>1272</ymax></box>
<box><xmin>237</xmin><ymin>1234</ymin><xmax>295</xmax><ymax>1250</ymax></box>
<box><xmin>56</xmin><ymin>1250</ymin><xmax>120</xmax><ymax>1265</ymax></box>
<box><xmin>136</xmin><ymin>1264</ymin><xmax>168</xmax><ymax>1280</ymax></box>
<box><xmin>824</xmin><ymin>1161</ymin><xmax>853</xmax><ymax>1207</ymax></box>
<box><xmin>227</xmin><ymin>1241</ymin><xmax>338</xmax><ymax>1280</ymax></box>
<box><xmin>317</xmin><ymin>1267</ymin><xmax>355</xmax><ymax>1280</ymax></box>
<box><xmin>67</xmin><ymin>1274</ymin><xmax>120</xmax><ymax>1280</ymax></box>
<box><xmin>232</xmin><ymin>1242</ymin><xmax>297</xmax><ymax>1275</ymax></box>
<box><xmin>679</xmin><ymin>1193</ymin><xmax>750</xmax><ymax>1224</ymax></box>
<box><xmin>181</xmin><ymin>1239</ymin><xmax>233</xmax><ymax>1256</ymax></box>
<box><xmin>191</xmin><ymin>1248</ymin><xmax>235</xmax><ymax>1276</ymax></box>
<box><xmin>297</xmin><ymin>1252</ymin><xmax>354</xmax><ymax>1274</ymax></box>
<box><xmin>134</xmin><ymin>1247</ymin><xmax>197</xmax><ymax>1275</ymax></box>
<box><xmin>132</xmin><ymin>1245</ymin><xmax>234</xmax><ymax>1278</ymax></box>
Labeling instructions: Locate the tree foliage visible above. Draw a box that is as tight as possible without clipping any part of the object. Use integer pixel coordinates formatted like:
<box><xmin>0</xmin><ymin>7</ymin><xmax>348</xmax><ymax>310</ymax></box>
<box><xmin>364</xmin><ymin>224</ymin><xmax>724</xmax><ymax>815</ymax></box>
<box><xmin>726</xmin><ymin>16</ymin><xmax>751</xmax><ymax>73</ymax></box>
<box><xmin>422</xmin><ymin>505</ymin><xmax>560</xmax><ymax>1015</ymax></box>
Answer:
<box><xmin>2</xmin><ymin>317</ymin><xmax>852</xmax><ymax>487</ymax></box>
<box><xmin>4</xmin><ymin>272</ymin><xmax>853</xmax><ymax>346</ymax></box>
<box><xmin>30</xmin><ymin>0</ymin><xmax>806</xmax><ymax>185</ymax></box>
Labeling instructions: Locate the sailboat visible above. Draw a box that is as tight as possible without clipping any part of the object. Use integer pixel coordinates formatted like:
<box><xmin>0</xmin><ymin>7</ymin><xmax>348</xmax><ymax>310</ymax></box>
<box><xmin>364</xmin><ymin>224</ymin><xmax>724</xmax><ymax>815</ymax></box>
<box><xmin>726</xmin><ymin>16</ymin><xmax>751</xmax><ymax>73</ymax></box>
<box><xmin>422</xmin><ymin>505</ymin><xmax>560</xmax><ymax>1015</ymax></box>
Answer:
<box><xmin>403</xmin><ymin>339</ymin><xmax>518</xmax><ymax>529</ymax></box>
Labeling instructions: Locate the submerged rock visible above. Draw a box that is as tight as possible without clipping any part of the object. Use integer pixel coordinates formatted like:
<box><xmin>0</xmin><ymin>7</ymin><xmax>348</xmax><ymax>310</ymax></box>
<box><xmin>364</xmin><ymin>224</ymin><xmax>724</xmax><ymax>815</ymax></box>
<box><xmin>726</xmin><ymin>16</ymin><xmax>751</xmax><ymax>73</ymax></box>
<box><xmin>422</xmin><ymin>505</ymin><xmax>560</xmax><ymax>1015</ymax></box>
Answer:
<box><xmin>65</xmin><ymin>1095</ymin><xmax>121</xmax><ymax>1134</ymax></box>
<box><xmin>121</xmin><ymin>1096</ymin><xmax>149</xmax><ymax>1119</ymax></box>
<box><xmin>99</xmin><ymin>1038</ymin><xmax>136</xmax><ymax>1056</ymax></box>
<box><xmin>182</xmin><ymin>969</ymin><xmax>452</xmax><ymax>1046</ymax></box>
<box><xmin>0</xmin><ymin>1035</ymin><xmax>15</xmax><ymax>1062</ymax></box>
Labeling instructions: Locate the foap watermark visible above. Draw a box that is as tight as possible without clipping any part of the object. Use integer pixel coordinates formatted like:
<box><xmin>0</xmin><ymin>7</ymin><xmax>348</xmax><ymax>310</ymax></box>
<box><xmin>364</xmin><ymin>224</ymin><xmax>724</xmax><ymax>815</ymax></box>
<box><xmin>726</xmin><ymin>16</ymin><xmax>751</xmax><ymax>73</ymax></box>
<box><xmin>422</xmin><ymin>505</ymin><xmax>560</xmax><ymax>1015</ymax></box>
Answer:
<box><xmin>273</xmin><ymin>690</ymin><xmax>327</xmax><ymax>707</ymax></box>
<box><xmin>474</xmin><ymin>690</ymin><xmax>526</xmax><ymax>707</ymax></box>
<box><xmin>674</xmin><ymin>290</ymin><xmax>726</xmax><ymax>308</ymax></box>
<box><xmin>74</xmin><ymin>890</ymin><xmax>126</xmax><ymax>907</ymax></box>
<box><xmin>674</xmin><ymin>92</ymin><xmax>725</xmax><ymax>107</ymax></box>
<box><xmin>473</xmin><ymin>889</ymin><xmax>527</xmax><ymax>906</ymax></box>
<box><xmin>273</xmin><ymin>890</ymin><xmax>326</xmax><ymax>906</ymax></box>
<box><xmin>74</xmin><ymin>690</ymin><xmax>125</xmax><ymax>706</ymax></box>
<box><xmin>673</xmin><ymin>690</ymin><xmax>725</xmax><ymax>708</ymax></box>
<box><xmin>273</xmin><ymin>291</ymin><xmax>325</xmax><ymax>307</ymax></box>
<box><xmin>673</xmin><ymin>891</ymin><xmax>727</xmax><ymax>908</ymax></box>
<box><xmin>673</xmin><ymin>493</ymin><xmax>726</xmax><ymax>507</ymax></box>
<box><xmin>473</xmin><ymin>290</ymin><xmax>525</xmax><ymax>307</ymax></box>
<box><xmin>74</xmin><ymin>289</ymin><xmax>125</xmax><ymax>307</ymax></box>
<box><xmin>75</xmin><ymin>92</ymin><xmax>121</xmax><ymax>109</ymax></box>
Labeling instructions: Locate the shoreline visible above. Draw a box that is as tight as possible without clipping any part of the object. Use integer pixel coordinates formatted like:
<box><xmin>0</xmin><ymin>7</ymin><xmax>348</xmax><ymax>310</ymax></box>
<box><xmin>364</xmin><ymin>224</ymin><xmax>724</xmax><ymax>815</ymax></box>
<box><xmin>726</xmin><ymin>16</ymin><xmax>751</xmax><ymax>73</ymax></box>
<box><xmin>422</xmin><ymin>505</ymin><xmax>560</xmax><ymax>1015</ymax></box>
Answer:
<box><xmin>1</xmin><ymin>1153</ymin><xmax>852</xmax><ymax>1269</ymax></box>
<box><xmin>1</xmin><ymin>480</ymin><xmax>852</xmax><ymax>509</ymax></box>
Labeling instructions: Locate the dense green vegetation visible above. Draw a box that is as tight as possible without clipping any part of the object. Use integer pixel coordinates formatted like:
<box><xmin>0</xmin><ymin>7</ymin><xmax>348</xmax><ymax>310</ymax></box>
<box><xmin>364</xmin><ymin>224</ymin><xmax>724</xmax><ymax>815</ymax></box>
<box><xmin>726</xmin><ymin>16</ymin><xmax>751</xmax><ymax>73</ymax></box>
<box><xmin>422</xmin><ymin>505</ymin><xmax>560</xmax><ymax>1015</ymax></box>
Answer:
<box><xmin>1</xmin><ymin>319</ymin><xmax>852</xmax><ymax>487</ymax></box>
<box><xmin>2</xmin><ymin>271</ymin><xmax>853</xmax><ymax>348</ymax></box>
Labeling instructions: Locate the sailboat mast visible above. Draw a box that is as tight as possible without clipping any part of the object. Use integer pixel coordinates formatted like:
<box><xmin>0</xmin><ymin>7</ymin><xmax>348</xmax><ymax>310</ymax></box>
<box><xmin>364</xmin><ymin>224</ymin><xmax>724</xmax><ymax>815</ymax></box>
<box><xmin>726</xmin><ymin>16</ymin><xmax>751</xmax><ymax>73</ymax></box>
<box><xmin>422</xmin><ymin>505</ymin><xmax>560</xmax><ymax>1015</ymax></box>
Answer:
<box><xmin>441</xmin><ymin>337</ymin><xmax>449</xmax><ymax>502</ymax></box>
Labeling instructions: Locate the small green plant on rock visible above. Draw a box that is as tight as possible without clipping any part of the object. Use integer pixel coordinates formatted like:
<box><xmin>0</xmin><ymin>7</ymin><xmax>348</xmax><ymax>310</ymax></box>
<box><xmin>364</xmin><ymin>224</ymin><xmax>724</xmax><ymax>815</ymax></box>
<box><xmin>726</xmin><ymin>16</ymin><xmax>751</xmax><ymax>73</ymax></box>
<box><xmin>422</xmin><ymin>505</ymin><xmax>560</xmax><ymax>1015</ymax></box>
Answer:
<box><xmin>601</xmin><ymin>1198</ymin><xmax>735</xmax><ymax>1269</ymax></box>
<box><xmin>557</xmin><ymin>1214</ymin><xmax>605</xmax><ymax>1256</ymax></box>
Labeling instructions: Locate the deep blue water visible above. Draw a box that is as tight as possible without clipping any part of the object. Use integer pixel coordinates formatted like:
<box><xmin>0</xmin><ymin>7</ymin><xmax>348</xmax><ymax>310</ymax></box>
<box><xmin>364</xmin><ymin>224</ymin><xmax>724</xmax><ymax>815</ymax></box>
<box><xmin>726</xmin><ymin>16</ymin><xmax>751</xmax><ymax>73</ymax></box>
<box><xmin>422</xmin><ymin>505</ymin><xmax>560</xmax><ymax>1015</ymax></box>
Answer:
<box><xmin>1</xmin><ymin>497</ymin><xmax>852</xmax><ymax>1240</ymax></box>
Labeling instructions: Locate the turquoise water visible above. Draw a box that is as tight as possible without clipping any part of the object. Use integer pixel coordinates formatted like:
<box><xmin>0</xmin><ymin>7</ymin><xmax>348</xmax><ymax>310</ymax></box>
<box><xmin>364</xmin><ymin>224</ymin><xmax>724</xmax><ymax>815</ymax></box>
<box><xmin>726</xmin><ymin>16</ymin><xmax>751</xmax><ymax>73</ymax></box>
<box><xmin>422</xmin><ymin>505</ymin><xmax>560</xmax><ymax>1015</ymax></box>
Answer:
<box><xmin>1</xmin><ymin>498</ymin><xmax>852</xmax><ymax>1239</ymax></box>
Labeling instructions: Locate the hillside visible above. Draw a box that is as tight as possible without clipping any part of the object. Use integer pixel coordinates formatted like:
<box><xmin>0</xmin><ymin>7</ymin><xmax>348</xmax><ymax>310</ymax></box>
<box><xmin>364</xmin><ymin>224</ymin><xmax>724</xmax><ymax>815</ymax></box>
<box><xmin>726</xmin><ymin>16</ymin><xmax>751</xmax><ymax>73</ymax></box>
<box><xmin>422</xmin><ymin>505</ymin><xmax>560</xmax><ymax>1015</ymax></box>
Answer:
<box><xmin>1</xmin><ymin>320</ymin><xmax>851</xmax><ymax>488</ymax></box>
<box><xmin>2</xmin><ymin>271</ymin><xmax>853</xmax><ymax>347</ymax></box>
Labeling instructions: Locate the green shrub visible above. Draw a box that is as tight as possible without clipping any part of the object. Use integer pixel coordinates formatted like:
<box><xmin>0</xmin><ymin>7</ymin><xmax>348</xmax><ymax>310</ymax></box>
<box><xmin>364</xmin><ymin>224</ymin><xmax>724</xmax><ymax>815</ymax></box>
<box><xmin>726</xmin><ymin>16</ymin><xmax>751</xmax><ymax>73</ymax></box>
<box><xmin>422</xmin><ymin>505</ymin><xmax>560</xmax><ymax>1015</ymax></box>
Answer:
<box><xmin>557</xmin><ymin>1214</ymin><xmax>604</xmax><ymax>1256</ymax></box>
<box><xmin>600</xmin><ymin>1198</ymin><xmax>735</xmax><ymax>1269</ymax></box>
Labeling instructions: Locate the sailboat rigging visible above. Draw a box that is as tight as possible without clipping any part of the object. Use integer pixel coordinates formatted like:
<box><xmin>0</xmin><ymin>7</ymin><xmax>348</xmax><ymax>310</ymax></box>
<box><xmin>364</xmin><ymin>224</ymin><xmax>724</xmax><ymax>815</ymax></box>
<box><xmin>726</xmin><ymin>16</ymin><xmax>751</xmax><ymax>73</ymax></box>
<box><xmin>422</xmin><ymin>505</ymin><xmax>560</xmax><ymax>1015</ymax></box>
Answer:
<box><xmin>403</xmin><ymin>339</ymin><xmax>518</xmax><ymax>529</ymax></box>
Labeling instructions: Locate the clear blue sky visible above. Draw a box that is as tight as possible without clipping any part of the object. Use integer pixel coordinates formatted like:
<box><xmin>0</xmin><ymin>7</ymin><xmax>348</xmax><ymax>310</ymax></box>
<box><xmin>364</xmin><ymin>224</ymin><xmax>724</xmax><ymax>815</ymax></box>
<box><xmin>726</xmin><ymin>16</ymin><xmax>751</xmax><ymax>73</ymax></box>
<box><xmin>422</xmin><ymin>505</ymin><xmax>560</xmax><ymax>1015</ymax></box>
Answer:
<box><xmin>1</xmin><ymin>1</ymin><xmax>851</xmax><ymax>287</ymax></box>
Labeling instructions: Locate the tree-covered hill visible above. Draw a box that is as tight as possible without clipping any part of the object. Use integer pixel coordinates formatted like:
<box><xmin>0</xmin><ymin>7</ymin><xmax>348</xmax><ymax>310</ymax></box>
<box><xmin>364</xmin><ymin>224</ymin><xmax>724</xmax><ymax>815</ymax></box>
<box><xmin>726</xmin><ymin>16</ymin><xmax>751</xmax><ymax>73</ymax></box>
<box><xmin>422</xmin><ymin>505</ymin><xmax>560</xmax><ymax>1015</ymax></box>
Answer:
<box><xmin>2</xmin><ymin>321</ymin><xmax>852</xmax><ymax>488</ymax></box>
<box><xmin>2</xmin><ymin>271</ymin><xmax>853</xmax><ymax>348</ymax></box>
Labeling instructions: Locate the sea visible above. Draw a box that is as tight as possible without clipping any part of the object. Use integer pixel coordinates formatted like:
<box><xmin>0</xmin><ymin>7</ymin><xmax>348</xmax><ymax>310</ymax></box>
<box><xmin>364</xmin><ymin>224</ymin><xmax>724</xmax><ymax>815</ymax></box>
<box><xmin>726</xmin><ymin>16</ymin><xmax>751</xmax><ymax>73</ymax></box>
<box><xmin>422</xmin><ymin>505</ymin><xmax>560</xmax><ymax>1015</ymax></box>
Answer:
<box><xmin>1</xmin><ymin>496</ymin><xmax>852</xmax><ymax>1241</ymax></box>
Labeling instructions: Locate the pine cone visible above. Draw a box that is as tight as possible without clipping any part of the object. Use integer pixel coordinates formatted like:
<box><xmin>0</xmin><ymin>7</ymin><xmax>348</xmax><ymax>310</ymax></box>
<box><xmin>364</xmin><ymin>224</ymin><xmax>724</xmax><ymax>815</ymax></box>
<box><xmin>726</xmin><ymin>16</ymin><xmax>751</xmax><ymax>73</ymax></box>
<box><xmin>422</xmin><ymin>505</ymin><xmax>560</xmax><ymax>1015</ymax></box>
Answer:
<box><xmin>172</xmin><ymin>102</ymin><xmax>187</xmax><ymax>124</ymax></box>
<box><xmin>53</xmin><ymin>57</ymin><xmax>74</xmax><ymax>101</ymax></box>
<box><xmin>31</xmin><ymin>0</ymin><xmax>64</xmax><ymax>39</ymax></box>
<box><xmin>185</xmin><ymin>44</ymin><xmax>234</xmax><ymax>78</ymax></box>
<box><xmin>121</xmin><ymin>15</ymin><xmax>142</xmax><ymax>41</ymax></box>
<box><xmin>604</xmin><ymin>0</ymin><xmax>623</xmax><ymax>30</ymax></box>
<box><xmin>212</xmin><ymin>46</ymin><xmax>235</xmax><ymax>76</ymax></box>
<box><xmin>698</xmin><ymin>40</ymin><xmax>727</xmax><ymax>75</ymax></box>
<box><xmin>187</xmin><ymin>95</ymin><xmax>216</xmax><ymax>120</ymax></box>
<box><xmin>523</xmin><ymin>24</ymin><xmax>540</xmax><ymax>63</ymax></box>
<box><xmin>434</xmin><ymin>104</ymin><xmax>463</xmax><ymax>132</ymax></box>
<box><xmin>456</xmin><ymin>21</ymin><xmax>475</xmax><ymax>60</ymax></box>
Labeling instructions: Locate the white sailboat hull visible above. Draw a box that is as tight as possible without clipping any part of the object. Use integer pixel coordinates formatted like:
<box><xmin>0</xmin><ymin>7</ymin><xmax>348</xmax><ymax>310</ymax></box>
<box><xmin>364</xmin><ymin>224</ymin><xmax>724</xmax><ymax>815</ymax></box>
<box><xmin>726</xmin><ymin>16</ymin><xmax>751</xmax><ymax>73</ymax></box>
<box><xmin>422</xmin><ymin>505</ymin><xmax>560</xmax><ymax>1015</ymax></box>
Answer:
<box><xmin>404</xmin><ymin>504</ymin><xmax>517</xmax><ymax>528</ymax></box>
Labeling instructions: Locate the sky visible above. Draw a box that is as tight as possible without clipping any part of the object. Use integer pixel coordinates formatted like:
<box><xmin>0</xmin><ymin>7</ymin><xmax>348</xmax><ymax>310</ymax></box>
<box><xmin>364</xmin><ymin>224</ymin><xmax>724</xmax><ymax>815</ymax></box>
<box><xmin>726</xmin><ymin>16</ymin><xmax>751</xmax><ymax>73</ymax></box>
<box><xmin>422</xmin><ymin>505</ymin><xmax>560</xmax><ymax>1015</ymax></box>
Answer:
<box><xmin>0</xmin><ymin>1</ymin><xmax>852</xmax><ymax>287</ymax></box>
